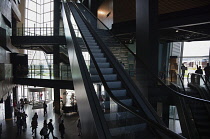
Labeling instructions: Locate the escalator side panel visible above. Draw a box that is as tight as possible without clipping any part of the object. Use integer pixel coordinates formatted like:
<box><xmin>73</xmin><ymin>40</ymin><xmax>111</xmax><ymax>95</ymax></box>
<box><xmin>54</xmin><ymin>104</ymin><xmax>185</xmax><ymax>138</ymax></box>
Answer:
<box><xmin>62</xmin><ymin>4</ymin><xmax>110</xmax><ymax>139</ymax></box>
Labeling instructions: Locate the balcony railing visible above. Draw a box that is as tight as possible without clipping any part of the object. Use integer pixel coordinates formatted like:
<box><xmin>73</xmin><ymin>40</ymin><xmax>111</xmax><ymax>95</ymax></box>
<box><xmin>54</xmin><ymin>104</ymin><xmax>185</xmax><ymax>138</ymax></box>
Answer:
<box><xmin>13</xmin><ymin>27</ymin><xmax>65</xmax><ymax>36</ymax></box>
<box><xmin>15</xmin><ymin>64</ymin><xmax>71</xmax><ymax>80</ymax></box>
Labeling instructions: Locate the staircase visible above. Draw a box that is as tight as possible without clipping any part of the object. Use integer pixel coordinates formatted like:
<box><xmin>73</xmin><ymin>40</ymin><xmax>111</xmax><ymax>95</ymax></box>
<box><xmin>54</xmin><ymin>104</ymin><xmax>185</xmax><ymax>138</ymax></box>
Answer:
<box><xmin>68</xmin><ymin>3</ymin><xmax>157</xmax><ymax>138</ymax></box>
<box><xmin>76</xmin><ymin>3</ymin><xmax>135</xmax><ymax>74</ymax></box>
<box><xmin>62</xmin><ymin>2</ymin><xmax>184</xmax><ymax>138</ymax></box>
<box><xmin>186</xmin><ymin>86</ymin><xmax>210</xmax><ymax>138</ymax></box>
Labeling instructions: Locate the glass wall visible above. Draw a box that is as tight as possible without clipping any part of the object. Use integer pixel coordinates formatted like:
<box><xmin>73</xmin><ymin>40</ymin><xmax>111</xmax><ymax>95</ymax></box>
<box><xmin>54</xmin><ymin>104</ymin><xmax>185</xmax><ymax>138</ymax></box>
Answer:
<box><xmin>27</xmin><ymin>49</ymin><xmax>53</xmax><ymax>77</ymax></box>
<box><xmin>25</xmin><ymin>0</ymin><xmax>54</xmax><ymax>35</ymax></box>
<box><xmin>182</xmin><ymin>41</ymin><xmax>209</xmax><ymax>75</ymax></box>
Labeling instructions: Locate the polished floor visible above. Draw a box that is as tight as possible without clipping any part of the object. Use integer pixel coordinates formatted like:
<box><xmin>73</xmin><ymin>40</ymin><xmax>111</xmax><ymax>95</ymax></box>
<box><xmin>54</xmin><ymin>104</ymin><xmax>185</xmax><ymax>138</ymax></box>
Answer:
<box><xmin>0</xmin><ymin>102</ymin><xmax>81</xmax><ymax>139</ymax></box>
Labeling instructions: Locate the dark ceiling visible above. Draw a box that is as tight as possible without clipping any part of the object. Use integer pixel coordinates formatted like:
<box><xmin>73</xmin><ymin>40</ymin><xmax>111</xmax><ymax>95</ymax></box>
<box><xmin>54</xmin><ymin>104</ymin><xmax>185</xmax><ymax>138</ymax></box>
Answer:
<box><xmin>110</xmin><ymin>0</ymin><xmax>210</xmax><ymax>43</ymax></box>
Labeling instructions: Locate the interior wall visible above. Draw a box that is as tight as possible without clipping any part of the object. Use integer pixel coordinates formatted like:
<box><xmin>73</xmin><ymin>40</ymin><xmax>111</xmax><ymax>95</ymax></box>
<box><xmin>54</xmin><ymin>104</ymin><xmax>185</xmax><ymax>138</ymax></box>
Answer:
<box><xmin>17</xmin><ymin>0</ymin><xmax>25</xmax><ymax>27</ymax></box>
<box><xmin>113</xmin><ymin>0</ymin><xmax>135</xmax><ymax>23</ymax></box>
<box><xmin>159</xmin><ymin>0</ymin><xmax>210</xmax><ymax>14</ymax></box>
<box><xmin>97</xmin><ymin>0</ymin><xmax>113</xmax><ymax>29</ymax></box>
<box><xmin>0</xmin><ymin>0</ymin><xmax>18</xmax><ymax>100</ymax></box>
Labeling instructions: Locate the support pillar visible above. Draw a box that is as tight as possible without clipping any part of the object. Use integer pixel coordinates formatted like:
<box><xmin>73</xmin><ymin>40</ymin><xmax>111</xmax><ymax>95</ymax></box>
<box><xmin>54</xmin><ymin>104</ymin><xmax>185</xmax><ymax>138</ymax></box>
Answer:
<box><xmin>53</xmin><ymin>0</ymin><xmax>60</xmax><ymax>77</ymax></box>
<box><xmin>162</xmin><ymin>103</ymin><xmax>169</xmax><ymax>127</ymax></box>
<box><xmin>136</xmin><ymin>0</ymin><xmax>159</xmax><ymax>98</ymax></box>
<box><xmin>54</xmin><ymin>88</ymin><xmax>60</xmax><ymax>114</ymax></box>
<box><xmin>12</xmin><ymin>86</ymin><xmax>18</xmax><ymax>106</ymax></box>
<box><xmin>5</xmin><ymin>96</ymin><xmax>12</xmax><ymax>119</ymax></box>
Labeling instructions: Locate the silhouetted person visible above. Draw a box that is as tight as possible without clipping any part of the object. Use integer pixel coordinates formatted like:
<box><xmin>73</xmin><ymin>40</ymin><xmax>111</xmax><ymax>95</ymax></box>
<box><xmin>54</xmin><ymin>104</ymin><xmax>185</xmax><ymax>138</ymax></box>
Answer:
<box><xmin>16</xmin><ymin>116</ymin><xmax>23</xmax><ymax>135</ymax></box>
<box><xmin>33</xmin><ymin>112</ymin><xmax>38</xmax><ymax>121</ymax></box>
<box><xmin>181</xmin><ymin>64</ymin><xmax>186</xmax><ymax>79</ymax></box>
<box><xmin>77</xmin><ymin>119</ymin><xmax>82</xmax><ymax>136</ymax></box>
<box><xmin>43</xmin><ymin>101</ymin><xmax>47</xmax><ymax>116</ymax></box>
<box><xmin>31</xmin><ymin>117</ymin><xmax>38</xmax><ymax>137</ymax></box>
<box><xmin>22</xmin><ymin>112</ymin><xmax>28</xmax><ymax>130</ymax></box>
<box><xmin>40</xmin><ymin>120</ymin><xmax>48</xmax><ymax>139</ymax></box>
<box><xmin>195</xmin><ymin>66</ymin><xmax>203</xmax><ymax>74</ymax></box>
<box><xmin>204</xmin><ymin>63</ymin><xmax>210</xmax><ymax>82</ymax></box>
<box><xmin>48</xmin><ymin>119</ymin><xmax>54</xmax><ymax>137</ymax></box>
<box><xmin>20</xmin><ymin>100</ymin><xmax>24</xmax><ymax>111</ymax></box>
<box><xmin>58</xmin><ymin>114</ymin><xmax>63</xmax><ymax>124</ymax></box>
<box><xmin>59</xmin><ymin>120</ymin><xmax>65</xmax><ymax>138</ymax></box>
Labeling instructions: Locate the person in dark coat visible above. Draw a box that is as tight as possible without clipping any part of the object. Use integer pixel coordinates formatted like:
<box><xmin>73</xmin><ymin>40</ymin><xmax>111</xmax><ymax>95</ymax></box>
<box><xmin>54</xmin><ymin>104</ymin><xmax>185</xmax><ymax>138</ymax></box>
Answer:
<box><xmin>59</xmin><ymin>120</ymin><xmax>65</xmax><ymax>138</ymax></box>
<box><xmin>195</xmin><ymin>66</ymin><xmax>203</xmax><ymax>74</ymax></box>
<box><xmin>48</xmin><ymin>119</ymin><xmax>54</xmax><ymax>138</ymax></box>
<box><xmin>43</xmin><ymin>101</ymin><xmax>47</xmax><ymax>116</ymax></box>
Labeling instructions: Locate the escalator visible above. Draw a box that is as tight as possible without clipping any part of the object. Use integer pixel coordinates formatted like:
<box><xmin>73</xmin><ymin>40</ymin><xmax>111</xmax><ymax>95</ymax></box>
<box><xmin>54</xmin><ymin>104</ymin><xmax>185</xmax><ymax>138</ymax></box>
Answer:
<box><xmin>62</xmin><ymin>1</ymin><xmax>184</xmax><ymax>139</ymax></box>
<box><xmin>171</xmin><ymin>74</ymin><xmax>210</xmax><ymax>139</ymax></box>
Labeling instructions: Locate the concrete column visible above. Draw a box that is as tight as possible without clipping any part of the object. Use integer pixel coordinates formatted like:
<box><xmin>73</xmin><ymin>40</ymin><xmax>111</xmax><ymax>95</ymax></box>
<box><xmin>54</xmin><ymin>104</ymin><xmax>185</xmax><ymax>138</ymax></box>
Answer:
<box><xmin>53</xmin><ymin>0</ymin><xmax>61</xmax><ymax>77</ymax></box>
<box><xmin>5</xmin><ymin>96</ymin><xmax>12</xmax><ymax>119</ymax></box>
<box><xmin>162</xmin><ymin>103</ymin><xmax>169</xmax><ymax>127</ymax></box>
<box><xmin>54</xmin><ymin>88</ymin><xmax>60</xmax><ymax>114</ymax></box>
<box><xmin>136</xmin><ymin>0</ymin><xmax>158</xmax><ymax>98</ymax></box>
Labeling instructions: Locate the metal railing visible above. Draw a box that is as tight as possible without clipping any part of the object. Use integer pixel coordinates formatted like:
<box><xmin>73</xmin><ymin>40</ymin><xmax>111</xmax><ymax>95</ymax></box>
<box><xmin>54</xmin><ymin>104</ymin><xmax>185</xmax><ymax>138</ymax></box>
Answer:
<box><xmin>27</xmin><ymin>64</ymin><xmax>71</xmax><ymax>80</ymax></box>
<box><xmin>13</xmin><ymin>26</ymin><xmax>65</xmax><ymax>36</ymax></box>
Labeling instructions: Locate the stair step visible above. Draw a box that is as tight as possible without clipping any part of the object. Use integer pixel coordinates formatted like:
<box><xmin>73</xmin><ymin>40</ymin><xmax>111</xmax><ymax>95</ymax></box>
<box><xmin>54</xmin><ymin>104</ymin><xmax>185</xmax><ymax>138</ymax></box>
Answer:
<box><xmin>92</xmin><ymin>53</ymin><xmax>104</xmax><ymax>58</ymax></box>
<box><xmin>109</xmin><ymin>123</ymin><xmax>147</xmax><ymax>137</ymax></box>
<box><xmin>95</xmin><ymin>58</ymin><xmax>107</xmax><ymax>63</ymax></box>
<box><xmin>103</xmin><ymin>98</ymin><xmax>132</xmax><ymax>108</ymax></box>
<box><xmin>86</xmin><ymin>40</ymin><xmax>95</xmax><ymax>43</ymax></box>
<box><xmin>87</xmin><ymin>42</ymin><xmax>99</xmax><ymax>46</ymax></box>
<box><xmin>89</xmin><ymin>45</ymin><xmax>99</xmax><ymax>49</ymax></box>
<box><xmin>90</xmin><ymin>68</ymin><xmax>114</xmax><ymax>75</ymax></box>
<box><xmin>90</xmin><ymin>63</ymin><xmax>110</xmax><ymax>68</ymax></box>
<box><xmin>104</xmin><ymin>111</ymin><xmax>139</xmax><ymax>122</ymax></box>
<box><xmin>91</xmin><ymin>49</ymin><xmax>101</xmax><ymax>53</ymax></box>
<box><xmin>111</xmin><ymin>89</ymin><xmax>127</xmax><ymax>97</ymax></box>
<box><xmin>91</xmin><ymin>74</ymin><xmax>117</xmax><ymax>82</ymax></box>
<box><xmin>107</xmin><ymin>81</ymin><xmax>122</xmax><ymax>88</ymax></box>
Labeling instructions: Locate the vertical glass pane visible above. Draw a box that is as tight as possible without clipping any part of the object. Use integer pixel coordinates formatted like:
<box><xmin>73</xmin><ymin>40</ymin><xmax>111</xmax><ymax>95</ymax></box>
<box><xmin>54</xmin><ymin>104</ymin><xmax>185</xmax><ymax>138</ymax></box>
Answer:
<box><xmin>29</xmin><ymin>1</ymin><xmax>37</xmax><ymax>12</ymax></box>
<box><xmin>25</xmin><ymin>0</ymin><xmax>54</xmax><ymax>36</ymax></box>
<box><xmin>44</xmin><ymin>3</ymin><xmax>51</xmax><ymax>12</ymax></box>
<box><xmin>43</xmin><ymin>12</ymin><xmax>51</xmax><ymax>22</ymax></box>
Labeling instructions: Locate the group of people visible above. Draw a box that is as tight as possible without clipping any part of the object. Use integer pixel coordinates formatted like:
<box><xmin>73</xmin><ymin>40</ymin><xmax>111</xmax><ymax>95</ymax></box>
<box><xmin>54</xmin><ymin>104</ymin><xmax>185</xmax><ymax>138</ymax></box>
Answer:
<box><xmin>30</xmin><ymin>112</ymin><xmax>64</xmax><ymax>139</ymax></box>
<box><xmin>195</xmin><ymin>63</ymin><xmax>210</xmax><ymax>81</ymax></box>
<box><xmin>13</xmin><ymin>100</ymin><xmax>82</xmax><ymax>138</ymax></box>
<box><xmin>181</xmin><ymin>63</ymin><xmax>210</xmax><ymax>81</ymax></box>
<box><xmin>16</xmin><ymin>111</ymin><xmax>28</xmax><ymax>135</ymax></box>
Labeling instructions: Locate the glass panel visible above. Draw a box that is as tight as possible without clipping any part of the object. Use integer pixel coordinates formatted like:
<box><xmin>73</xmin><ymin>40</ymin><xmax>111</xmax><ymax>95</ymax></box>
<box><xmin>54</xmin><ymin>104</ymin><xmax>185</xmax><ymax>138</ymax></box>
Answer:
<box><xmin>43</xmin><ymin>12</ymin><xmax>51</xmax><ymax>22</ymax></box>
<box><xmin>43</xmin><ymin>3</ymin><xmax>51</xmax><ymax>13</ymax></box>
<box><xmin>27</xmin><ymin>10</ymin><xmax>37</xmax><ymax>22</ymax></box>
<box><xmin>28</xmin><ymin>1</ymin><xmax>37</xmax><ymax>12</ymax></box>
<box><xmin>43</xmin><ymin>0</ymin><xmax>51</xmax><ymax>4</ymax></box>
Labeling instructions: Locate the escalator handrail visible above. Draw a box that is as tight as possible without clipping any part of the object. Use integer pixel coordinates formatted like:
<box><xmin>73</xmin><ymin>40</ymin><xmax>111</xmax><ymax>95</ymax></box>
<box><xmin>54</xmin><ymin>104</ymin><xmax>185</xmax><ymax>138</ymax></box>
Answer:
<box><xmin>187</xmin><ymin>72</ymin><xmax>210</xmax><ymax>93</ymax></box>
<box><xmin>176</xmin><ymin>73</ymin><xmax>186</xmax><ymax>93</ymax></box>
<box><xmin>77</xmin><ymin>1</ymin><xmax>137</xmax><ymax>57</ymax></box>
<box><xmin>74</xmin><ymin>2</ymin><xmax>210</xmax><ymax>105</ymax></box>
<box><xmin>68</xmin><ymin>2</ymin><xmax>185</xmax><ymax>139</ymax></box>
<box><xmin>62</xmin><ymin>3</ymin><xmax>111</xmax><ymax>138</ymax></box>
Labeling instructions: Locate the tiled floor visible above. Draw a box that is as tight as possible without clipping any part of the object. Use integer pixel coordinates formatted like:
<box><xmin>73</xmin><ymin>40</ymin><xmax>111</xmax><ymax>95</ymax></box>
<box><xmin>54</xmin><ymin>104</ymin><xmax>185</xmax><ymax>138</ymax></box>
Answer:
<box><xmin>0</xmin><ymin>102</ymin><xmax>81</xmax><ymax>139</ymax></box>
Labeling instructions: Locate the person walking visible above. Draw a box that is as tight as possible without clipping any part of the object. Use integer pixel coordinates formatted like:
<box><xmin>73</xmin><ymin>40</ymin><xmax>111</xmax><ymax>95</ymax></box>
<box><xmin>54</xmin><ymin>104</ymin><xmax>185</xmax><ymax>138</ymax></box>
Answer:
<box><xmin>43</xmin><ymin>101</ymin><xmax>47</xmax><ymax>117</ymax></box>
<box><xmin>59</xmin><ymin>120</ymin><xmax>65</xmax><ymax>139</ymax></box>
<box><xmin>20</xmin><ymin>100</ymin><xmax>24</xmax><ymax>111</ymax></box>
<box><xmin>195</xmin><ymin>65</ymin><xmax>203</xmax><ymax>74</ymax></box>
<box><xmin>31</xmin><ymin>117</ymin><xmax>38</xmax><ymax>137</ymax></box>
<box><xmin>204</xmin><ymin>63</ymin><xmax>210</xmax><ymax>82</ymax></box>
<box><xmin>22</xmin><ymin>112</ymin><xmax>28</xmax><ymax>130</ymax></box>
<box><xmin>17</xmin><ymin>101</ymin><xmax>20</xmax><ymax>111</ymax></box>
<box><xmin>48</xmin><ymin>119</ymin><xmax>54</xmax><ymax>138</ymax></box>
<box><xmin>58</xmin><ymin>114</ymin><xmax>63</xmax><ymax>124</ymax></box>
<box><xmin>16</xmin><ymin>116</ymin><xmax>23</xmax><ymax>135</ymax></box>
<box><xmin>181</xmin><ymin>64</ymin><xmax>186</xmax><ymax>79</ymax></box>
<box><xmin>77</xmin><ymin>119</ymin><xmax>82</xmax><ymax>136</ymax></box>
<box><xmin>33</xmin><ymin>112</ymin><xmax>38</xmax><ymax>121</ymax></box>
<box><xmin>40</xmin><ymin>120</ymin><xmax>48</xmax><ymax>139</ymax></box>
